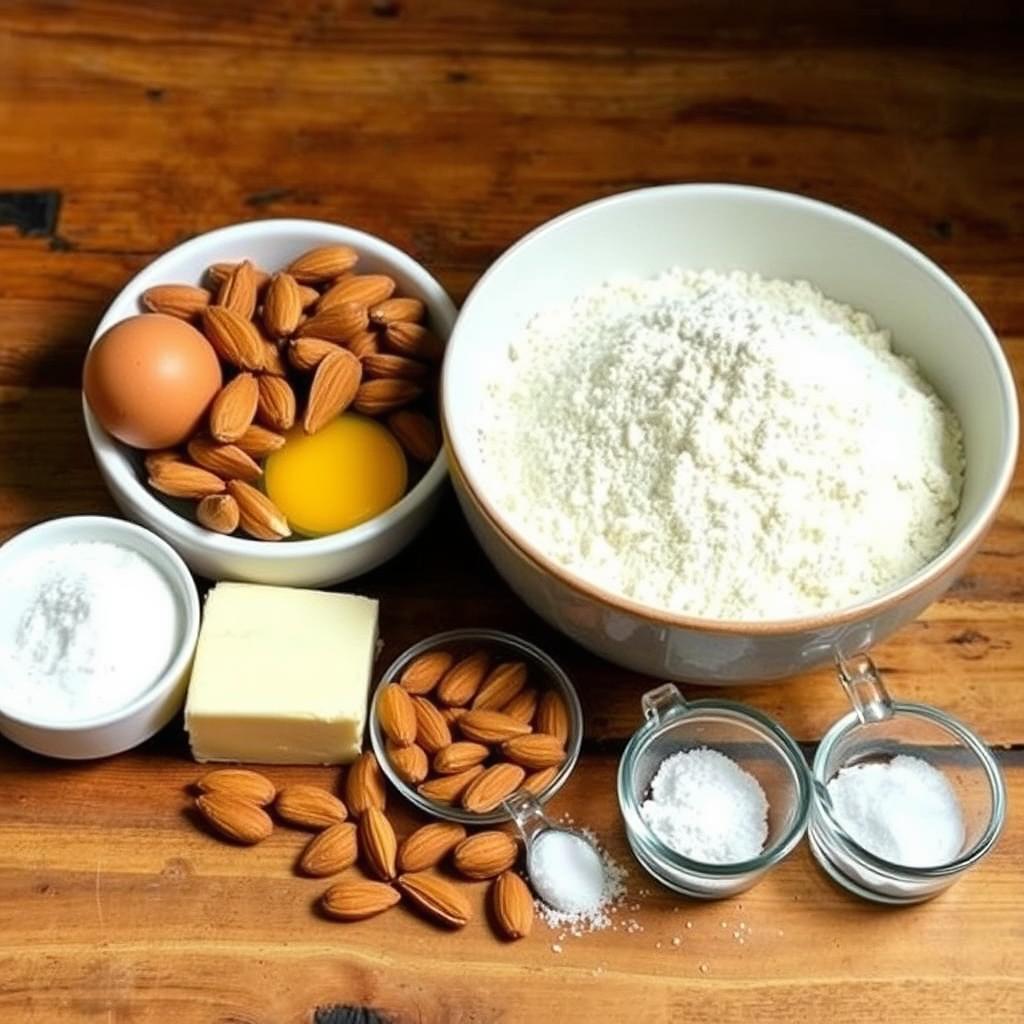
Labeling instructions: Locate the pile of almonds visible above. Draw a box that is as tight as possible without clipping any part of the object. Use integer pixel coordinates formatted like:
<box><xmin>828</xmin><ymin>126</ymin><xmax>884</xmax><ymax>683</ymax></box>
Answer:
<box><xmin>192</xmin><ymin>754</ymin><xmax>533</xmax><ymax>941</ymax></box>
<box><xmin>378</xmin><ymin>646</ymin><xmax>571</xmax><ymax>813</ymax></box>
<box><xmin>141</xmin><ymin>245</ymin><xmax>443</xmax><ymax>540</ymax></box>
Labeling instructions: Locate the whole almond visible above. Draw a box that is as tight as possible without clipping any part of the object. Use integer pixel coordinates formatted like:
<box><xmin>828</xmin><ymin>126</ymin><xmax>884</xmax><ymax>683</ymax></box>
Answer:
<box><xmin>299</xmin><ymin>821</ymin><xmax>358</xmax><ymax>877</ymax></box>
<box><xmin>359</xmin><ymin>806</ymin><xmax>398</xmax><ymax>881</ymax></box>
<box><xmin>492</xmin><ymin>870</ymin><xmax>533</xmax><ymax>940</ymax></box>
<box><xmin>417</xmin><ymin>765</ymin><xmax>484</xmax><ymax>806</ymax></box>
<box><xmin>502</xmin><ymin>687</ymin><xmax>539</xmax><ymax>725</ymax></box>
<box><xmin>521</xmin><ymin>765</ymin><xmax>559</xmax><ymax>797</ymax></box>
<box><xmin>501</xmin><ymin>733</ymin><xmax>567</xmax><ymax>770</ymax></box>
<box><xmin>399</xmin><ymin>650</ymin><xmax>453</xmax><ymax>695</ymax></box>
<box><xmin>196</xmin><ymin>493</ymin><xmax>240</xmax><ymax>534</ymax></box>
<box><xmin>209</xmin><ymin>372</ymin><xmax>259</xmax><ymax>443</ymax></box>
<box><xmin>148</xmin><ymin>460</ymin><xmax>225</xmax><ymax>500</ymax></box>
<box><xmin>385</xmin><ymin>321</ymin><xmax>444</xmax><ymax>363</ymax></box>
<box><xmin>304</xmin><ymin>347</ymin><xmax>362</xmax><ymax>433</ymax></box>
<box><xmin>226</xmin><ymin>479</ymin><xmax>291</xmax><ymax>540</ymax></box>
<box><xmin>208</xmin><ymin>262</ymin><xmax>270</xmax><ymax>291</ymax></box>
<box><xmin>296</xmin><ymin>302</ymin><xmax>369</xmax><ymax>343</ymax></box>
<box><xmin>387</xmin><ymin>411</ymin><xmax>440</xmax><ymax>463</ymax></box>
<box><xmin>378</xmin><ymin>683</ymin><xmax>417</xmax><ymax>748</ymax></box>
<box><xmin>346</xmin><ymin>330</ymin><xmax>379</xmax><ymax>359</ymax></box>
<box><xmin>440</xmin><ymin>707</ymin><xmax>467</xmax><ymax>727</ymax></box>
<box><xmin>216</xmin><ymin>259</ymin><xmax>258</xmax><ymax>319</ymax></box>
<box><xmin>352</xmin><ymin>379</ymin><xmax>422</xmax><ymax>416</ymax></box>
<box><xmin>297</xmin><ymin>283</ymin><xmax>320</xmax><ymax>308</ymax></box>
<box><xmin>187</xmin><ymin>436</ymin><xmax>262</xmax><ymax>482</ymax></box>
<box><xmin>369</xmin><ymin>296</ymin><xmax>425</xmax><ymax>326</ymax></box>
<box><xmin>275</xmin><ymin>784</ymin><xmax>348</xmax><ymax>830</ymax></box>
<box><xmin>436</xmin><ymin>650</ymin><xmax>489</xmax><ymax>707</ymax></box>
<box><xmin>262</xmin><ymin>272</ymin><xmax>303</xmax><ymax>337</ymax></box>
<box><xmin>397</xmin><ymin>872</ymin><xmax>471</xmax><ymax>928</ymax></box>
<box><xmin>202</xmin><ymin>305</ymin><xmax>265</xmax><ymax>371</ymax></box>
<box><xmin>322</xmin><ymin>879</ymin><xmax>400</xmax><ymax>921</ymax></box>
<box><xmin>386</xmin><ymin>740</ymin><xmax>428</xmax><ymax>785</ymax></box>
<box><xmin>256</xmin><ymin>374</ymin><xmax>297</xmax><ymax>432</ymax></box>
<box><xmin>361</xmin><ymin>353</ymin><xmax>428</xmax><ymax>380</ymax></box>
<box><xmin>288</xmin><ymin>336</ymin><xmax>342</xmax><ymax>372</ymax></box>
<box><xmin>196</xmin><ymin>767</ymin><xmax>275</xmax><ymax>805</ymax></box>
<box><xmin>143</xmin><ymin>449</ymin><xmax>179</xmax><ymax>474</ymax></box>
<box><xmin>397</xmin><ymin>822</ymin><xmax>466</xmax><ymax>874</ymax></box>
<box><xmin>261</xmin><ymin>338</ymin><xmax>288</xmax><ymax>377</ymax></box>
<box><xmin>457</xmin><ymin>710</ymin><xmax>532</xmax><ymax>745</ymax></box>
<box><xmin>142</xmin><ymin>284</ymin><xmax>210</xmax><ymax>319</ymax></box>
<box><xmin>287</xmin><ymin>245</ymin><xmax>359</xmax><ymax>283</ymax></box>
<box><xmin>453</xmin><ymin>830</ymin><xmax>518</xmax><ymax>880</ymax></box>
<box><xmin>195</xmin><ymin>792</ymin><xmax>272</xmax><ymax>845</ymax></box>
<box><xmin>319</xmin><ymin>274</ymin><xmax>396</xmax><ymax>311</ymax></box>
<box><xmin>432</xmin><ymin>741</ymin><xmax>490</xmax><ymax>775</ymax></box>
<box><xmin>536</xmin><ymin>691</ymin><xmax>570</xmax><ymax>745</ymax></box>
<box><xmin>472</xmin><ymin>661</ymin><xmax>528</xmax><ymax>711</ymax></box>
<box><xmin>461</xmin><ymin>763</ymin><xmax>526</xmax><ymax>814</ymax></box>
<box><xmin>235</xmin><ymin>423</ymin><xmax>286</xmax><ymax>458</ymax></box>
<box><xmin>412</xmin><ymin>696</ymin><xmax>452</xmax><ymax>754</ymax></box>
<box><xmin>345</xmin><ymin>751</ymin><xmax>386</xmax><ymax>816</ymax></box>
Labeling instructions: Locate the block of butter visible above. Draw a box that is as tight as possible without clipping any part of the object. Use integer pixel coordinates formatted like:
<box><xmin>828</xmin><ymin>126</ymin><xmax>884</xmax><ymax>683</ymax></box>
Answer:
<box><xmin>185</xmin><ymin>582</ymin><xmax>379</xmax><ymax>765</ymax></box>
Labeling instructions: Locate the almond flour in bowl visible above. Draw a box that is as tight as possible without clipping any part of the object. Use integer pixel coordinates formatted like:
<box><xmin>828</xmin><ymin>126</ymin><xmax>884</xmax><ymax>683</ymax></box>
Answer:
<box><xmin>476</xmin><ymin>268</ymin><xmax>965</xmax><ymax>621</ymax></box>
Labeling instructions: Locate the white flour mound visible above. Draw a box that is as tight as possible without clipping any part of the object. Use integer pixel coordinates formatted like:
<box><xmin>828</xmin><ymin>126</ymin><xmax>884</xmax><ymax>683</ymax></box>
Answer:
<box><xmin>476</xmin><ymin>269</ymin><xmax>964</xmax><ymax>620</ymax></box>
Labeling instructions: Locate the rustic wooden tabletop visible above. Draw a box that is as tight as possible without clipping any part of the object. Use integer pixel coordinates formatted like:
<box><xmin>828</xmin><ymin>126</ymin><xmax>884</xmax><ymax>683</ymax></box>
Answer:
<box><xmin>0</xmin><ymin>2</ymin><xmax>1022</xmax><ymax>1022</ymax></box>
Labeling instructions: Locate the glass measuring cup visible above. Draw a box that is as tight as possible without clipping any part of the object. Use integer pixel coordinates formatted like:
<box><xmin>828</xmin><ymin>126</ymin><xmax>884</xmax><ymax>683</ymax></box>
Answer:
<box><xmin>808</xmin><ymin>653</ymin><xmax>1007</xmax><ymax>904</ymax></box>
<box><xmin>617</xmin><ymin>684</ymin><xmax>812</xmax><ymax>898</ymax></box>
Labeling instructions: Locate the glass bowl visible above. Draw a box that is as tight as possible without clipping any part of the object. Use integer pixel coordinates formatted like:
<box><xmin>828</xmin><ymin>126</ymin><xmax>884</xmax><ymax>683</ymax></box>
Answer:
<box><xmin>369</xmin><ymin>628</ymin><xmax>583</xmax><ymax>826</ymax></box>
<box><xmin>808</xmin><ymin>653</ymin><xmax>1007</xmax><ymax>904</ymax></box>
<box><xmin>618</xmin><ymin>683</ymin><xmax>812</xmax><ymax>898</ymax></box>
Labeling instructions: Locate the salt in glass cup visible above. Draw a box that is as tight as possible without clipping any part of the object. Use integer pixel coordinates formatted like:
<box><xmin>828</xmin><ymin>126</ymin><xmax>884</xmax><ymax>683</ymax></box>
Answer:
<box><xmin>617</xmin><ymin>683</ymin><xmax>812</xmax><ymax>898</ymax></box>
<box><xmin>808</xmin><ymin>653</ymin><xmax>1007</xmax><ymax>904</ymax></box>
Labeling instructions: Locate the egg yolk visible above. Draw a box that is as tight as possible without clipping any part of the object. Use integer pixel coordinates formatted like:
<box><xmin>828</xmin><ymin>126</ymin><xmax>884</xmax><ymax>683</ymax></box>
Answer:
<box><xmin>264</xmin><ymin>414</ymin><xmax>408</xmax><ymax>536</ymax></box>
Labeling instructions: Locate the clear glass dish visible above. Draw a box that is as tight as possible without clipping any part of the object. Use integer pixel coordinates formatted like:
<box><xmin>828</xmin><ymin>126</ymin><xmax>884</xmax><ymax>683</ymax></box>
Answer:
<box><xmin>617</xmin><ymin>684</ymin><xmax>812</xmax><ymax>898</ymax></box>
<box><xmin>808</xmin><ymin>653</ymin><xmax>1007</xmax><ymax>904</ymax></box>
<box><xmin>369</xmin><ymin>628</ymin><xmax>584</xmax><ymax>826</ymax></box>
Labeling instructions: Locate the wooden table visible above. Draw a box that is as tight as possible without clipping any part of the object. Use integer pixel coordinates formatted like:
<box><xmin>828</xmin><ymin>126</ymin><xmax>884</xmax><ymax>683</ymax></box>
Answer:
<box><xmin>1</xmin><ymin>3</ymin><xmax>1021</xmax><ymax>1021</ymax></box>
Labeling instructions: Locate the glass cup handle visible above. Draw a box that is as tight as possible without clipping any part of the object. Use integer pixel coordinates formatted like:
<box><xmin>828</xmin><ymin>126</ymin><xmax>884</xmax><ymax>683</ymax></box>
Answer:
<box><xmin>641</xmin><ymin>683</ymin><xmax>689</xmax><ymax>724</ymax></box>
<box><xmin>503</xmin><ymin>790</ymin><xmax>554</xmax><ymax>848</ymax></box>
<box><xmin>836</xmin><ymin>652</ymin><xmax>894</xmax><ymax>724</ymax></box>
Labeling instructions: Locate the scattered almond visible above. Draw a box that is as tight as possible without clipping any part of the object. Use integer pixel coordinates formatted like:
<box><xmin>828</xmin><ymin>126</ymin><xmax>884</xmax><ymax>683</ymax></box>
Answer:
<box><xmin>501</xmin><ymin>687</ymin><xmax>539</xmax><ymax>725</ymax></box>
<box><xmin>386</xmin><ymin>740</ymin><xmax>428</xmax><ymax>785</ymax></box>
<box><xmin>217</xmin><ymin>259</ymin><xmax>259</xmax><ymax>319</ymax></box>
<box><xmin>417</xmin><ymin>765</ymin><xmax>484</xmax><ymax>806</ymax></box>
<box><xmin>287</xmin><ymin>245</ymin><xmax>359</xmax><ymax>283</ymax></box>
<box><xmin>432</xmin><ymin>741</ymin><xmax>490</xmax><ymax>775</ymax></box>
<box><xmin>387</xmin><ymin>410</ymin><xmax>440</xmax><ymax>463</ymax></box>
<box><xmin>397</xmin><ymin>872</ymin><xmax>471</xmax><ymax>928</ymax></box>
<box><xmin>399</xmin><ymin>650</ymin><xmax>453</xmax><ymax>695</ymax></box>
<box><xmin>209</xmin><ymin>371</ymin><xmax>259</xmax><ymax>443</ymax></box>
<box><xmin>521</xmin><ymin>765</ymin><xmax>559</xmax><ymax>797</ymax></box>
<box><xmin>472</xmin><ymin>662</ymin><xmax>528</xmax><ymax>711</ymax></box>
<box><xmin>369</xmin><ymin>296</ymin><xmax>425</xmax><ymax>326</ymax></box>
<box><xmin>536</xmin><ymin>690</ymin><xmax>570</xmax><ymax>745</ymax></box>
<box><xmin>453</xmin><ymin>830</ymin><xmax>518</xmax><ymax>880</ymax></box>
<box><xmin>378</xmin><ymin>683</ymin><xmax>417</xmax><ymax>748</ymax></box>
<box><xmin>142</xmin><ymin>284</ymin><xmax>211</xmax><ymax>319</ymax></box>
<box><xmin>235</xmin><ymin>423</ymin><xmax>286</xmax><ymax>458</ymax></box>
<box><xmin>461</xmin><ymin>762</ymin><xmax>526</xmax><ymax>814</ymax></box>
<box><xmin>457</xmin><ymin>710</ymin><xmax>532</xmax><ymax>745</ymax></box>
<box><xmin>304</xmin><ymin>347</ymin><xmax>362</xmax><ymax>433</ymax></box>
<box><xmin>384</xmin><ymin>321</ymin><xmax>444</xmax><ymax>362</ymax></box>
<box><xmin>195</xmin><ymin>768</ymin><xmax>275</xmax><ymax>805</ymax></box>
<box><xmin>319</xmin><ymin>273</ymin><xmax>396</xmax><ymax>311</ymax></box>
<box><xmin>501</xmin><ymin>733</ymin><xmax>567</xmax><ymax>770</ymax></box>
<box><xmin>226</xmin><ymin>479</ymin><xmax>291</xmax><ymax>540</ymax></box>
<box><xmin>436</xmin><ymin>650</ymin><xmax>490</xmax><ymax>707</ymax></box>
<box><xmin>358</xmin><ymin>806</ymin><xmax>398</xmax><ymax>881</ymax></box>
<box><xmin>412</xmin><ymin>696</ymin><xmax>452</xmax><ymax>754</ymax></box>
<box><xmin>256</xmin><ymin>374</ymin><xmax>297</xmax><ymax>432</ymax></box>
<box><xmin>187</xmin><ymin>436</ymin><xmax>262</xmax><ymax>482</ymax></box>
<box><xmin>148</xmin><ymin>459</ymin><xmax>226</xmax><ymax>500</ymax></box>
<box><xmin>299</xmin><ymin>822</ymin><xmax>358</xmax><ymax>877</ymax></box>
<box><xmin>288</xmin><ymin>336</ymin><xmax>342</xmax><ymax>372</ymax></box>
<box><xmin>202</xmin><ymin>305</ymin><xmax>265</xmax><ymax>371</ymax></box>
<box><xmin>397</xmin><ymin>822</ymin><xmax>467</xmax><ymax>874</ymax></box>
<box><xmin>262</xmin><ymin>272</ymin><xmax>303</xmax><ymax>337</ymax></box>
<box><xmin>196</xmin><ymin>492</ymin><xmax>240</xmax><ymax>534</ymax></box>
<box><xmin>275</xmin><ymin>784</ymin><xmax>348</xmax><ymax>830</ymax></box>
<box><xmin>296</xmin><ymin>302</ymin><xmax>369</xmax><ymax>343</ymax></box>
<box><xmin>352</xmin><ymin>378</ymin><xmax>422</xmax><ymax>416</ymax></box>
<box><xmin>492</xmin><ymin>870</ymin><xmax>533</xmax><ymax>940</ymax></box>
<box><xmin>321</xmin><ymin>879</ymin><xmax>400</xmax><ymax>921</ymax></box>
<box><xmin>345</xmin><ymin>751</ymin><xmax>386</xmax><ymax>816</ymax></box>
<box><xmin>195</xmin><ymin>792</ymin><xmax>273</xmax><ymax>845</ymax></box>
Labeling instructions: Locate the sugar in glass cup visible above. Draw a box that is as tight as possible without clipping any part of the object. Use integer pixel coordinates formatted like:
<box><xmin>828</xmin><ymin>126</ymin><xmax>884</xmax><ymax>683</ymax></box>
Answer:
<box><xmin>808</xmin><ymin>654</ymin><xmax>1007</xmax><ymax>904</ymax></box>
<box><xmin>617</xmin><ymin>684</ymin><xmax>812</xmax><ymax>898</ymax></box>
<box><xmin>370</xmin><ymin>629</ymin><xmax>584</xmax><ymax>826</ymax></box>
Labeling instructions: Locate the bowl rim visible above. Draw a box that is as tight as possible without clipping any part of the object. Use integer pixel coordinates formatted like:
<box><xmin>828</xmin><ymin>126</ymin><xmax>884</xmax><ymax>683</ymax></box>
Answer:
<box><xmin>441</xmin><ymin>183</ymin><xmax>1020</xmax><ymax>635</ymax></box>
<box><xmin>84</xmin><ymin>217</ymin><xmax>453</xmax><ymax>559</ymax></box>
<box><xmin>0</xmin><ymin>514</ymin><xmax>200</xmax><ymax>732</ymax></box>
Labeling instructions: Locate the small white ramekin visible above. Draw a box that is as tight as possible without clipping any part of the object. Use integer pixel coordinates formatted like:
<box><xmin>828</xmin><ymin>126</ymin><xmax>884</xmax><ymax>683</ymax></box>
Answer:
<box><xmin>0</xmin><ymin>516</ymin><xmax>199</xmax><ymax>759</ymax></box>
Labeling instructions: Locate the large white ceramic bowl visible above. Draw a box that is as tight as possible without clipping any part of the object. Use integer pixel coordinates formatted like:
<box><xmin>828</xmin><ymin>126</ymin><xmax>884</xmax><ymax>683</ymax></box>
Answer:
<box><xmin>84</xmin><ymin>219</ymin><xmax>456</xmax><ymax>586</ymax></box>
<box><xmin>442</xmin><ymin>185</ymin><xmax>1019</xmax><ymax>684</ymax></box>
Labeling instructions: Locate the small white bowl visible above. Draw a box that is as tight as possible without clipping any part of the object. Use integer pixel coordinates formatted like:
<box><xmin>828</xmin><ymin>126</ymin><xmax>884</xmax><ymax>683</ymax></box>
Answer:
<box><xmin>0</xmin><ymin>516</ymin><xmax>199</xmax><ymax>759</ymax></box>
<box><xmin>84</xmin><ymin>219</ymin><xmax>456</xmax><ymax>587</ymax></box>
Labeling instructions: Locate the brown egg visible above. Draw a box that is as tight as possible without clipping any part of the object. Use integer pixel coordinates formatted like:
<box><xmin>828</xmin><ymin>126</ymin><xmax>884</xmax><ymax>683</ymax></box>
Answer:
<box><xmin>84</xmin><ymin>313</ymin><xmax>223</xmax><ymax>449</ymax></box>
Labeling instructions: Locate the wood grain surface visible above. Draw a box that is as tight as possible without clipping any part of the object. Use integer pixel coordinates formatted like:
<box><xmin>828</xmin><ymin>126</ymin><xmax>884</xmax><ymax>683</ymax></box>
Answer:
<box><xmin>0</xmin><ymin>2</ymin><xmax>1022</xmax><ymax>1022</ymax></box>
